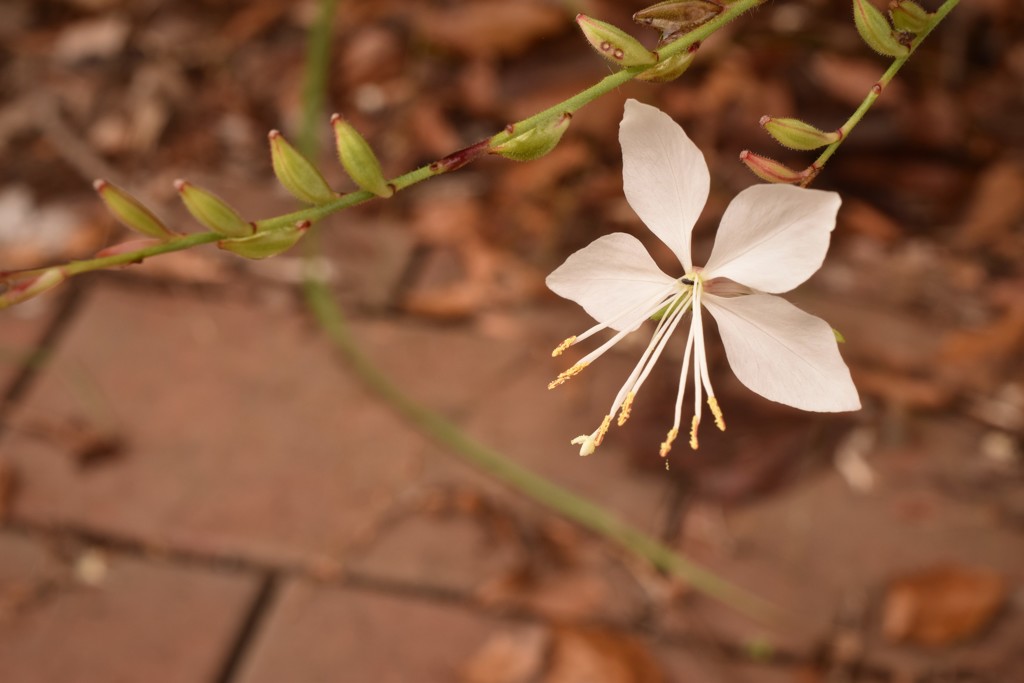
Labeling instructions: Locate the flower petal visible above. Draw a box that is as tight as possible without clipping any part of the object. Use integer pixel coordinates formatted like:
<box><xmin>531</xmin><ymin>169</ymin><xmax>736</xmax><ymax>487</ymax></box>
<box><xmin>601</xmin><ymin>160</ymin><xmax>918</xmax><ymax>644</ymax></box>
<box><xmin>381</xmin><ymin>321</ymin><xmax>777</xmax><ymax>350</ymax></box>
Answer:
<box><xmin>703</xmin><ymin>293</ymin><xmax>860</xmax><ymax>411</ymax></box>
<box><xmin>702</xmin><ymin>184</ymin><xmax>840</xmax><ymax>293</ymax></box>
<box><xmin>546</xmin><ymin>232</ymin><xmax>676</xmax><ymax>331</ymax></box>
<box><xmin>620</xmin><ymin>99</ymin><xmax>709</xmax><ymax>271</ymax></box>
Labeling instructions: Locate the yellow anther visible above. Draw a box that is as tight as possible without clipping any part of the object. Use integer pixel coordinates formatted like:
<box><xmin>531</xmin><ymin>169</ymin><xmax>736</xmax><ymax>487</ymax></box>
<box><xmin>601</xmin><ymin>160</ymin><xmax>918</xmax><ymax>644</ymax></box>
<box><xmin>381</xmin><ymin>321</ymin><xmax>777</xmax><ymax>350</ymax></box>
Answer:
<box><xmin>708</xmin><ymin>396</ymin><xmax>726</xmax><ymax>431</ymax></box>
<box><xmin>689</xmin><ymin>415</ymin><xmax>700</xmax><ymax>450</ymax></box>
<box><xmin>594</xmin><ymin>415</ymin><xmax>612</xmax><ymax>446</ymax></box>
<box><xmin>547</xmin><ymin>361</ymin><xmax>589</xmax><ymax>389</ymax></box>
<box><xmin>659</xmin><ymin>428</ymin><xmax>677</xmax><ymax>457</ymax></box>
<box><xmin>552</xmin><ymin>336</ymin><xmax>576</xmax><ymax>357</ymax></box>
<box><xmin>617</xmin><ymin>392</ymin><xmax>635</xmax><ymax>426</ymax></box>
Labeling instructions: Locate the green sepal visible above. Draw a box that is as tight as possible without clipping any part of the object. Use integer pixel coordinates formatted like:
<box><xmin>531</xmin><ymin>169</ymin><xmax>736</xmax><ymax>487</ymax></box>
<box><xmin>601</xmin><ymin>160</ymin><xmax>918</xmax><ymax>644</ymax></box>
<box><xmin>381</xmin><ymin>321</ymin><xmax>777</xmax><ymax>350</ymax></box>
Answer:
<box><xmin>331</xmin><ymin>114</ymin><xmax>393</xmax><ymax>198</ymax></box>
<box><xmin>491</xmin><ymin>113</ymin><xmax>572</xmax><ymax>162</ymax></box>
<box><xmin>889</xmin><ymin>0</ymin><xmax>930</xmax><ymax>33</ymax></box>
<box><xmin>852</xmin><ymin>0</ymin><xmax>909</xmax><ymax>57</ymax></box>
<box><xmin>268</xmin><ymin>130</ymin><xmax>336</xmax><ymax>205</ymax></box>
<box><xmin>576</xmin><ymin>14</ymin><xmax>657</xmax><ymax>67</ymax></box>
<box><xmin>760</xmin><ymin>116</ymin><xmax>841</xmax><ymax>151</ymax></box>
<box><xmin>637</xmin><ymin>49</ymin><xmax>696</xmax><ymax>82</ymax></box>
<box><xmin>93</xmin><ymin>179</ymin><xmax>174</xmax><ymax>239</ymax></box>
<box><xmin>174</xmin><ymin>180</ymin><xmax>254</xmax><ymax>238</ymax></box>
<box><xmin>219</xmin><ymin>220</ymin><xmax>310</xmax><ymax>259</ymax></box>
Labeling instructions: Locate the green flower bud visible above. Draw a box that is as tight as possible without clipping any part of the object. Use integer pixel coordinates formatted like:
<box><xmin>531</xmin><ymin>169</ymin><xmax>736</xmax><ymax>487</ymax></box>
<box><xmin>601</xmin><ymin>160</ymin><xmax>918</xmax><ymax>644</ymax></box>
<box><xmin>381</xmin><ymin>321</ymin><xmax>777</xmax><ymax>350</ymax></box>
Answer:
<box><xmin>268</xmin><ymin>130</ymin><xmax>336</xmax><ymax>205</ymax></box>
<box><xmin>739</xmin><ymin>150</ymin><xmax>805</xmax><ymax>185</ymax></box>
<box><xmin>852</xmin><ymin>0</ymin><xmax>908</xmax><ymax>57</ymax></box>
<box><xmin>889</xmin><ymin>0</ymin><xmax>930</xmax><ymax>33</ymax></box>
<box><xmin>632</xmin><ymin>0</ymin><xmax>723</xmax><ymax>37</ymax></box>
<box><xmin>331</xmin><ymin>114</ymin><xmax>393</xmax><ymax>198</ymax></box>
<box><xmin>174</xmin><ymin>179</ymin><xmax>254</xmax><ymax>238</ymax></box>
<box><xmin>0</xmin><ymin>268</ymin><xmax>66</xmax><ymax>309</ymax></box>
<box><xmin>760</xmin><ymin>116</ymin><xmax>841</xmax><ymax>151</ymax></box>
<box><xmin>636</xmin><ymin>48</ymin><xmax>696</xmax><ymax>82</ymax></box>
<box><xmin>491</xmin><ymin>113</ymin><xmax>572</xmax><ymax>162</ymax></box>
<box><xmin>576</xmin><ymin>14</ymin><xmax>657</xmax><ymax>68</ymax></box>
<box><xmin>93</xmin><ymin>179</ymin><xmax>174</xmax><ymax>239</ymax></box>
<box><xmin>218</xmin><ymin>220</ymin><xmax>310</xmax><ymax>260</ymax></box>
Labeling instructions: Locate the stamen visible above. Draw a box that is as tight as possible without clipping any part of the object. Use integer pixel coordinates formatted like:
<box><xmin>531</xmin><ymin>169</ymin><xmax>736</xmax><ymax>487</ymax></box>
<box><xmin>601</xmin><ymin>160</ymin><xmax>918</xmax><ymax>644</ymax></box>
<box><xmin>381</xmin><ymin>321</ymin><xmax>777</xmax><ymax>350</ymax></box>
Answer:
<box><xmin>552</xmin><ymin>336</ymin><xmax>576</xmax><ymax>357</ymax></box>
<box><xmin>617</xmin><ymin>392</ymin><xmax>635</xmax><ymax>426</ymax></box>
<box><xmin>689</xmin><ymin>415</ymin><xmax>700</xmax><ymax>450</ymax></box>
<box><xmin>570</xmin><ymin>434</ymin><xmax>597</xmax><ymax>456</ymax></box>
<box><xmin>660</xmin><ymin>427</ymin><xmax>678</xmax><ymax>457</ymax></box>
<box><xmin>708</xmin><ymin>396</ymin><xmax>726</xmax><ymax>431</ymax></box>
<box><xmin>548</xmin><ymin>361</ymin><xmax>589</xmax><ymax>389</ymax></box>
<box><xmin>594</xmin><ymin>414</ymin><xmax>612</xmax><ymax>445</ymax></box>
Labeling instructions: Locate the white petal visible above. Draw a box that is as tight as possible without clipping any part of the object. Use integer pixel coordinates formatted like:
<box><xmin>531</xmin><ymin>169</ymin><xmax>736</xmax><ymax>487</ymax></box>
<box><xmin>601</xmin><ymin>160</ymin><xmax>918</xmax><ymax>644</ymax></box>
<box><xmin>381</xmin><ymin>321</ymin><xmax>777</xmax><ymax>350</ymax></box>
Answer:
<box><xmin>620</xmin><ymin>99</ymin><xmax>709</xmax><ymax>271</ymax></box>
<box><xmin>546</xmin><ymin>232</ymin><xmax>676</xmax><ymax>331</ymax></box>
<box><xmin>702</xmin><ymin>184</ymin><xmax>840</xmax><ymax>293</ymax></box>
<box><xmin>703</xmin><ymin>293</ymin><xmax>860</xmax><ymax>412</ymax></box>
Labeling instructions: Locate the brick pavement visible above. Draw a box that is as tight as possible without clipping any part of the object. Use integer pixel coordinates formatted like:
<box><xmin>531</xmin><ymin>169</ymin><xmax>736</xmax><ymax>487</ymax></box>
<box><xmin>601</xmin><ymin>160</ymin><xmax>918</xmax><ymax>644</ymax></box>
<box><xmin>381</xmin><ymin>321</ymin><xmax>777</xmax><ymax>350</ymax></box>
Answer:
<box><xmin>0</xmin><ymin>282</ymin><xmax>1021</xmax><ymax>682</ymax></box>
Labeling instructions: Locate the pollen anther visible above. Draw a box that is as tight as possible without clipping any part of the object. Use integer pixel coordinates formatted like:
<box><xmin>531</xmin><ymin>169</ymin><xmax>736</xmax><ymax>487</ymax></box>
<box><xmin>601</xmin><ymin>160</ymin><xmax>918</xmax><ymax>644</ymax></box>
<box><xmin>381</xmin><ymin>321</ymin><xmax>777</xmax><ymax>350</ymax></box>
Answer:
<box><xmin>548</xmin><ymin>361</ymin><xmax>589</xmax><ymax>389</ymax></box>
<box><xmin>689</xmin><ymin>415</ymin><xmax>700</xmax><ymax>450</ymax></box>
<box><xmin>617</xmin><ymin>392</ymin><xmax>635</xmax><ymax>426</ymax></box>
<box><xmin>552</xmin><ymin>336</ymin><xmax>576</xmax><ymax>357</ymax></box>
<box><xmin>708</xmin><ymin>396</ymin><xmax>726</xmax><ymax>431</ymax></box>
<box><xmin>659</xmin><ymin>428</ymin><xmax>677</xmax><ymax>457</ymax></box>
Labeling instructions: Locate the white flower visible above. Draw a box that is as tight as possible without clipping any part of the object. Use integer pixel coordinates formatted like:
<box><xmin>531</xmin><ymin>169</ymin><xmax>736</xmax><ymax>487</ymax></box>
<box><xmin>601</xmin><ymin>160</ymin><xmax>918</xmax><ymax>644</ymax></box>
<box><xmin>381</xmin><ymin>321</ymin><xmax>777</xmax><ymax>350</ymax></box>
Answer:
<box><xmin>546</xmin><ymin>99</ymin><xmax>860</xmax><ymax>457</ymax></box>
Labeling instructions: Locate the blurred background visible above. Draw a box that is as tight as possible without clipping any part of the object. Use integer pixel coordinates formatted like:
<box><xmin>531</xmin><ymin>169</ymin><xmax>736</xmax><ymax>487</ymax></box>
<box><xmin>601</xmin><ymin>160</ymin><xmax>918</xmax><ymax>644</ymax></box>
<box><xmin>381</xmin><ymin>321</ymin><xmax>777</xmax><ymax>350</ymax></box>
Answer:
<box><xmin>1</xmin><ymin>0</ymin><xmax>1022</xmax><ymax>681</ymax></box>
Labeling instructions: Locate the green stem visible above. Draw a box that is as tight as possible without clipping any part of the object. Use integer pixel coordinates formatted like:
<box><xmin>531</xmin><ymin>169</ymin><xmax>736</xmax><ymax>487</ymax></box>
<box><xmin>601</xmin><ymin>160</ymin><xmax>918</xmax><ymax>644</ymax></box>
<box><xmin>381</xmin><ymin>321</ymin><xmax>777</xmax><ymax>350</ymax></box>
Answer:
<box><xmin>2</xmin><ymin>0</ymin><xmax>765</xmax><ymax>298</ymax></box>
<box><xmin>802</xmin><ymin>0</ymin><xmax>959</xmax><ymax>184</ymax></box>
<box><xmin>302</xmin><ymin>274</ymin><xmax>778</xmax><ymax>620</ymax></box>
<box><xmin>298</xmin><ymin>0</ymin><xmax>338</xmax><ymax>158</ymax></box>
<box><xmin>289</xmin><ymin>0</ymin><xmax>775</xmax><ymax>620</ymax></box>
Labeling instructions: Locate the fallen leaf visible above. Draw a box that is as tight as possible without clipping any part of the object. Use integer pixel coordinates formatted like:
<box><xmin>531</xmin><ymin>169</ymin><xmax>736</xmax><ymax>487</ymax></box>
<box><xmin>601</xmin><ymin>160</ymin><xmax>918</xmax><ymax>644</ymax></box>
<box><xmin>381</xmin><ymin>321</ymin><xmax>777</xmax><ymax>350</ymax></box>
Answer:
<box><xmin>955</xmin><ymin>161</ymin><xmax>1024</xmax><ymax>249</ymax></box>
<box><xmin>881</xmin><ymin>566</ymin><xmax>1007</xmax><ymax>647</ymax></box>
<box><xmin>462</xmin><ymin>625</ymin><xmax>550</xmax><ymax>683</ymax></box>
<box><xmin>413</xmin><ymin>2</ymin><xmax>566</xmax><ymax>59</ymax></box>
<box><xmin>545</xmin><ymin>626</ymin><xmax>664</xmax><ymax>683</ymax></box>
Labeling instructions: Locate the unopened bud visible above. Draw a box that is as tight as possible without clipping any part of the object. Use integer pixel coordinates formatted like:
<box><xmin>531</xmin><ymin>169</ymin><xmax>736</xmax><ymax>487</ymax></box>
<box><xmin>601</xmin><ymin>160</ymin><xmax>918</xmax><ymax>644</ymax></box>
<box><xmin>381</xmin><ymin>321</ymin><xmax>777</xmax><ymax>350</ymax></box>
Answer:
<box><xmin>760</xmin><ymin>116</ymin><xmax>841</xmax><ymax>151</ymax></box>
<box><xmin>218</xmin><ymin>220</ymin><xmax>310</xmax><ymax>259</ymax></box>
<box><xmin>633</xmin><ymin>0</ymin><xmax>723</xmax><ymax>37</ymax></box>
<box><xmin>0</xmin><ymin>268</ymin><xmax>66</xmax><ymax>309</ymax></box>
<box><xmin>888</xmin><ymin>0</ymin><xmax>930</xmax><ymax>33</ymax></box>
<box><xmin>853</xmin><ymin>0</ymin><xmax>908</xmax><ymax>57</ymax></box>
<box><xmin>93</xmin><ymin>180</ymin><xmax>174</xmax><ymax>239</ymax></box>
<box><xmin>739</xmin><ymin>151</ymin><xmax>805</xmax><ymax>185</ymax></box>
<box><xmin>576</xmin><ymin>14</ymin><xmax>657</xmax><ymax>68</ymax></box>
<box><xmin>268</xmin><ymin>130</ymin><xmax>336</xmax><ymax>205</ymax></box>
<box><xmin>491</xmin><ymin>113</ymin><xmax>572</xmax><ymax>162</ymax></box>
<box><xmin>331</xmin><ymin>114</ymin><xmax>393</xmax><ymax>198</ymax></box>
<box><xmin>637</xmin><ymin>48</ymin><xmax>696</xmax><ymax>82</ymax></box>
<box><xmin>174</xmin><ymin>180</ymin><xmax>254</xmax><ymax>238</ymax></box>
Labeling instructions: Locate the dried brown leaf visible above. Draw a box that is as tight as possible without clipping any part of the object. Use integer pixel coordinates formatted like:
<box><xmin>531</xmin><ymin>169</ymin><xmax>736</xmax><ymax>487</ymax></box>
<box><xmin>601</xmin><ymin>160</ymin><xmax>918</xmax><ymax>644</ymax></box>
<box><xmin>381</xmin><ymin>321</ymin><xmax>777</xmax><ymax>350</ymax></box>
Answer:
<box><xmin>881</xmin><ymin>565</ymin><xmax>1007</xmax><ymax>647</ymax></box>
<box><xmin>955</xmin><ymin>161</ymin><xmax>1024</xmax><ymax>249</ymax></box>
<box><xmin>414</xmin><ymin>2</ymin><xmax>566</xmax><ymax>59</ymax></box>
<box><xmin>461</xmin><ymin>626</ymin><xmax>550</xmax><ymax>683</ymax></box>
<box><xmin>545</xmin><ymin>626</ymin><xmax>664</xmax><ymax>683</ymax></box>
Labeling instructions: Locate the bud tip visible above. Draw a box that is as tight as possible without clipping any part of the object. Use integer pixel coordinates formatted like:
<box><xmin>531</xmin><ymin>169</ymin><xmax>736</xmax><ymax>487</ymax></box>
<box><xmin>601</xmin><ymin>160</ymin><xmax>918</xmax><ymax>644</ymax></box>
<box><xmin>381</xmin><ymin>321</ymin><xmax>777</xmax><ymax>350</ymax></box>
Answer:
<box><xmin>758</xmin><ymin>115</ymin><xmax>772</xmax><ymax>127</ymax></box>
<box><xmin>173</xmin><ymin>179</ymin><xmax>187</xmax><ymax>192</ymax></box>
<box><xmin>93</xmin><ymin>179</ymin><xmax>107</xmax><ymax>191</ymax></box>
<box><xmin>268</xmin><ymin>129</ymin><xmax>281</xmax><ymax>140</ymax></box>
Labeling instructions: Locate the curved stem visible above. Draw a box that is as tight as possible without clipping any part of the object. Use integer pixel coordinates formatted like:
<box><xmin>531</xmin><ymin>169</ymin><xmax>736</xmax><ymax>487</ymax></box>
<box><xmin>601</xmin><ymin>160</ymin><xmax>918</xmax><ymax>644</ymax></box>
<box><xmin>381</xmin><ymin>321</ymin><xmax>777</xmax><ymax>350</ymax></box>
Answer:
<box><xmin>302</xmin><ymin>274</ymin><xmax>778</xmax><ymax>621</ymax></box>
<box><xmin>801</xmin><ymin>0</ymin><xmax>960</xmax><ymax>185</ymax></box>
<box><xmin>2</xmin><ymin>0</ymin><xmax>765</xmax><ymax>300</ymax></box>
